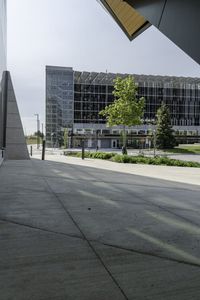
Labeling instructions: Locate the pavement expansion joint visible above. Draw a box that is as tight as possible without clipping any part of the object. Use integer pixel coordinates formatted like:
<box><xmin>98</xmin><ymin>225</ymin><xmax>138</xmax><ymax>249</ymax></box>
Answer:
<box><xmin>4</xmin><ymin>159</ymin><xmax>197</xmax><ymax>299</ymax></box>
<box><xmin>34</xmin><ymin>168</ymin><xmax>130</xmax><ymax>300</ymax></box>
<box><xmin>99</xmin><ymin>241</ymin><xmax>200</xmax><ymax>269</ymax></box>
<box><xmin>0</xmin><ymin>217</ymin><xmax>83</xmax><ymax>241</ymax></box>
<box><xmin>1</xmin><ymin>215</ymin><xmax>200</xmax><ymax>271</ymax></box>
<box><xmin>122</xmin><ymin>186</ymin><xmax>200</xmax><ymax>229</ymax></box>
<box><xmin>32</xmin><ymin>161</ymin><xmax>200</xmax><ymax>270</ymax></box>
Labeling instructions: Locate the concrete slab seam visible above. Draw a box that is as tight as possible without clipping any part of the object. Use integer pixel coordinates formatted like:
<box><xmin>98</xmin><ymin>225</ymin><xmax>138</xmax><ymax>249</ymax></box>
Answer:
<box><xmin>0</xmin><ymin>217</ymin><xmax>83</xmax><ymax>241</ymax></box>
<box><xmin>1</xmin><ymin>215</ymin><xmax>200</xmax><ymax>271</ymax></box>
<box><xmin>32</xmin><ymin>161</ymin><xmax>130</xmax><ymax>300</ymax></box>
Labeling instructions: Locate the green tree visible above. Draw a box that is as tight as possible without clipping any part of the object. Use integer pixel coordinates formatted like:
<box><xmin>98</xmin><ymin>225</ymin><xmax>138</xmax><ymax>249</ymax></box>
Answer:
<box><xmin>156</xmin><ymin>102</ymin><xmax>176</xmax><ymax>149</ymax></box>
<box><xmin>34</xmin><ymin>130</ymin><xmax>44</xmax><ymax>139</ymax></box>
<box><xmin>99</xmin><ymin>76</ymin><xmax>145</xmax><ymax>154</ymax></box>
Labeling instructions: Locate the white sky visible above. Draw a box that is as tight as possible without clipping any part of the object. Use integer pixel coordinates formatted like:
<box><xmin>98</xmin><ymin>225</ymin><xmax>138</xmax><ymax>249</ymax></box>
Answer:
<box><xmin>7</xmin><ymin>0</ymin><xmax>200</xmax><ymax>134</ymax></box>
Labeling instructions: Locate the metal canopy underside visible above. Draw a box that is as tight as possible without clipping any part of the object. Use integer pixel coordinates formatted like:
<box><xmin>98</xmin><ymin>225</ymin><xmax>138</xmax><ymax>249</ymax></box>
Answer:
<box><xmin>99</xmin><ymin>0</ymin><xmax>200</xmax><ymax>65</ymax></box>
<box><xmin>100</xmin><ymin>0</ymin><xmax>150</xmax><ymax>40</ymax></box>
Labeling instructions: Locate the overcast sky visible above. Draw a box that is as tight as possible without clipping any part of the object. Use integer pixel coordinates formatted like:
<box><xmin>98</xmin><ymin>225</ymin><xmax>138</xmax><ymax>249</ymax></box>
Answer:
<box><xmin>7</xmin><ymin>0</ymin><xmax>200</xmax><ymax>134</ymax></box>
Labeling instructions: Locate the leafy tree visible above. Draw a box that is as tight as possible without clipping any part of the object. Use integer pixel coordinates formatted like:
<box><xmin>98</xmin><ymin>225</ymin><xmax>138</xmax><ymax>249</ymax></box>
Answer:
<box><xmin>34</xmin><ymin>130</ymin><xmax>44</xmax><ymax>139</ymax></box>
<box><xmin>99</xmin><ymin>76</ymin><xmax>145</xmax><ymax>154</ymax></box>
<box><xmin>156</xmin><ymin>102</ymin><xmax>176</xmax><ymax>149</ymax></box>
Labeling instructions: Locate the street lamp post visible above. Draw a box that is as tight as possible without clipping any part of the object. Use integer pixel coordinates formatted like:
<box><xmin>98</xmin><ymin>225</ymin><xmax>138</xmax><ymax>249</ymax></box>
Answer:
<box><xmin>41</xmin><ymin>123</ymin><xmax>44</xmax><ymax>139</ymax></box>
<box><xmin>70</xmin><ymin>124</ymin><xmax>74</xmax><ymax>148</ymax></box>
<box><xmin>51</xmin><ymin>132</ymin><xmax>55</xmax><ymax>152</ymax></box>
<box><xmin>153</xmin><ymin>129</ymin><xmax>156</xmax><ymax>157</ymax></box>
<box><xmin>34</xmin><ymin>114</ymin><xmax>40</xmax><ymax>149</ymax></box>
<box><xmin>144</xmin><ymin>118</ymin><xmax>157</xmax><ymax>157</ymax></box>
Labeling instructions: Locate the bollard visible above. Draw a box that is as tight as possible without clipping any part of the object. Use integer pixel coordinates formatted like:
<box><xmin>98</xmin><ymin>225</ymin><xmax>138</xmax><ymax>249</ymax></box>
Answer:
<box><xmin>42</xmin><ymin>140</ymin><xmax>46</xmax><ymax>160</ymax></box>
<box><xmin>81</xmin><ymin>140</ymin><xmax>85</xmax><ymax>160</ymax></box>
<box><xmin>30</xmin><ymin>145</ymin><xmax>33</xmax><ymax>157</ymax></box>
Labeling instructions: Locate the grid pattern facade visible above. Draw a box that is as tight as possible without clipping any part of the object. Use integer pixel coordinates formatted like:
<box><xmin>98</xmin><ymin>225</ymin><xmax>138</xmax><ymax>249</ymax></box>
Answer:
<box><xmin>138</xmin><ymin>80</ymin><xmax>200</xmax><ymax>126</ymax></box>
<box><xmin>46</xmin><ymin>66</ymin><xmax>74</xmax><ymax>144</ymax></box>
<box><xmin>74</xmin><ymin>83</ymin><xmax>114</xmax><ymax>124</ymax></box>
<box><xmin>46</xmin><ymin>66</ymin><xmax>200</xmax><ymax>144</ymax></box>
<box><xmin>74</xmin><ymin>72</ymin><xmax>200</xmax><ymax>127</ymax></box>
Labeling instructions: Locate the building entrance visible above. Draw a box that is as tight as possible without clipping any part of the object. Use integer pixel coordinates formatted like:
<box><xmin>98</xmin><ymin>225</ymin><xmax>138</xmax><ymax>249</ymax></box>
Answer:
<box><xmin>112</xmin><ymin>139</ymin><xmax>119</xmax><ymax>148</ymax></box>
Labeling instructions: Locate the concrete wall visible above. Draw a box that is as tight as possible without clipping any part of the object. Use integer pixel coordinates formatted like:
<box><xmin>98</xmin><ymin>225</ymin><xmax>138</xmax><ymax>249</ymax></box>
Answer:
<box><xmin>5</xmin><ymin>72</ymin><xmax>29</xmax><ymax>160</ymax></box>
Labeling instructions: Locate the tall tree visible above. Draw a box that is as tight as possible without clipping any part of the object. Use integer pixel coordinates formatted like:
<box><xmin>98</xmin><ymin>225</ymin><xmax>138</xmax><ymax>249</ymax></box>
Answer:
<box><xmin>99</xmin><ymin>76</ymin><xmax>145</xmax><ymax>154</ymax></box>
<box><xmin>156</xmin><ymin>102</ymin><xmax>176</xmax><ymax>149</ymax></box>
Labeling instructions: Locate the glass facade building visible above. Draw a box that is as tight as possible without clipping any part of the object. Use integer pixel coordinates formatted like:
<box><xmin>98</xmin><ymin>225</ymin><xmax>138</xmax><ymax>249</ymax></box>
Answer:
<box><xmin>46</xmin><ymin>66</ymin><xmax>200</xmax><ymax>147</ymax></box>
<box><xmin>46</xmin><ymin>66</ymin><xmax>74</xmax><ymax>145</ymax></box>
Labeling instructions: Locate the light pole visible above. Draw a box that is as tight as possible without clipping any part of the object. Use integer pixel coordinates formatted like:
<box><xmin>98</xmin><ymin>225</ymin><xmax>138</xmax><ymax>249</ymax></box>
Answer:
<box><xmin>51</xmin><ymin>132</ymin><xmax>55</xmax><ymax>152</ymax></box>
<box><xmin>144</xmin><ymin>118</ymin><xmax>156</xmax><ymax>157</ymax></box>
<box><xmin>153</xmin><ymin>128</ymin><xmax>156</xmax><ymax>157</ymax></box>
<box><xmin>34</xmin><ymin>114</ymin><xmax>40</xmax><ymax>149</ymax></box>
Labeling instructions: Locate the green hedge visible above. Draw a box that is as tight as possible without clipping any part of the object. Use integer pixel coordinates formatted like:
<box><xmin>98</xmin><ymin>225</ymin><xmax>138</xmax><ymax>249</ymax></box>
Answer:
<box><xmin>111</xmin><ymin>154</ymin><xmax>200</xmax><ymax>167</ymax></box>
<box><xmin>64</xmin><ymin>151</ymin><xmax>116</xmax><ymax>160</ymax></box>
<box><xmin>64</xmin><ymin>151</ymin><xmax>200</xmax><ymax>168</ymax></box>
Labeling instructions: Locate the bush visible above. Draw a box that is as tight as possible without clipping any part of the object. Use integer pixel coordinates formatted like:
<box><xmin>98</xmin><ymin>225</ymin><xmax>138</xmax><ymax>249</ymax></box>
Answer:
<box><xmin>64</xmin><ymin>151</ymin><xmax>116</xmax><ymax>160</ymax></box>
<box><xmin>112</xmin><ymin>154</ymin><xmax>200</xmax><ymax>168</ymax></box>
<box><xmin>112</xmin><ymin>154</ymin><xmax>131</xmax><ymax>163</ymax></box>
<box><xmin>64</xmin><ymin>151</ymin><xmax>200</xmax><ymax>168</ymax></box>
<box><xmin>64</xmin><ymin>151</ymin><xmax>79</xmax><ymax>156</ymax></box>
<box><xmin>90</xmin><ymin>152</ymin><xmax>116</xmax><ymax>160</ymax></box>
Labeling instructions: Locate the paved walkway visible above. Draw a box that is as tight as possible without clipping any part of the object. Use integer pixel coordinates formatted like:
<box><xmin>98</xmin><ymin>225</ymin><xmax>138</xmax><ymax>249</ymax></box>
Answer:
<box><xmin>34</xmin><ymin>153</ymin><xmax>200</xmax><ymax>186</ymax></box>
<box><xmin>1</xmin><ymin>157</ymin><xmax>200</xmax><ymax>299</ymax></box>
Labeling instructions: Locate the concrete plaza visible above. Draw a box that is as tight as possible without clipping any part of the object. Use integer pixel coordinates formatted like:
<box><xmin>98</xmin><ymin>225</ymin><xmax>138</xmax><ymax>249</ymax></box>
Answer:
<box><xmin>0</xmin><ymin>156</ymin><xmax>200</xmax><ymax>299</ymax></box>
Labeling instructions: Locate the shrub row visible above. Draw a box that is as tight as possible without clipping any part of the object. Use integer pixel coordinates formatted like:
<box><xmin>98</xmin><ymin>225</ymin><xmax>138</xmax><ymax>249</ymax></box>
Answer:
<box><xmin>64</xmin><ymin>151</ymin><xmax>116</xmax><ymax>160</ymax></box>
<box><xmin>64</xmin><ymin>151</ymin><xmax>200</xmax><ymax>168</ymax></box>
<box><xmin>111</xmin><ymin>154</ymin><xmax>200</xmax><ymax>167</ymax></box>
<box><xmin>64</xmin><ymin>151</ymin><xmax>79</xmax><ymax>156</ymax></box>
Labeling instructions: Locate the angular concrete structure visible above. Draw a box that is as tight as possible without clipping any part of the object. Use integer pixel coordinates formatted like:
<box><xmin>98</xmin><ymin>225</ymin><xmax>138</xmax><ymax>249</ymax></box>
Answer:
<box><xmin>4</xmin><ymin>71</ymin><xmax>29</xmax><ymax>160</ymax></box>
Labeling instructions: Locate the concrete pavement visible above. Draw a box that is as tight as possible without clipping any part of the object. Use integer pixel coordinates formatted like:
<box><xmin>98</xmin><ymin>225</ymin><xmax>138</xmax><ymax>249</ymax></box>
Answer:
<box><xmin>1</xmin><ymin>157</ymin><xmax>200</xmax><ymax>299</ymax></box>
<box><xmin>34</xmin><ymin>153</ymin><xmax>200</xmax><ymax>186</ymax></box>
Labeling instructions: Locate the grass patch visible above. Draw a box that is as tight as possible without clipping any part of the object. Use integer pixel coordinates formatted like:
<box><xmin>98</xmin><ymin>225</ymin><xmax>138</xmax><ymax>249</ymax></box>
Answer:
<box><xmin>164</xmin><ymin>144</ymin><xmax>200</xmax><ymax>154</ymax></box>
<box><xmin>26</xmin><ymin>137</ymin><xmax>42</xmax><ymax>145</ymax></box>
<box><xmin>64</xmin><ymin>151</ymin><xmax>200</xmax><ymax>168</ymax></box>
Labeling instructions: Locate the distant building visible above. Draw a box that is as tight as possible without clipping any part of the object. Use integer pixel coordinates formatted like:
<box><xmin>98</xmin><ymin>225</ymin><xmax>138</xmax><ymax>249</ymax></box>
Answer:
<box><xmin>46</xmin><ymin>66</ymin><xmax>200</xmax><ymax>148</ymax></box>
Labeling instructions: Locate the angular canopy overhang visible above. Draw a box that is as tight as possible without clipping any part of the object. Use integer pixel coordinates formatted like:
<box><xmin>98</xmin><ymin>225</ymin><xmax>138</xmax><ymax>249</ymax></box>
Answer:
<box><xmin>100</xmin><ymin>0</ymin><xmax>150</xmax><ymax>40</ymax></box>
<box><xmin>99</xmin><ymin>0</ymin><xmax>200</xmax><ymax>65</ymax></box>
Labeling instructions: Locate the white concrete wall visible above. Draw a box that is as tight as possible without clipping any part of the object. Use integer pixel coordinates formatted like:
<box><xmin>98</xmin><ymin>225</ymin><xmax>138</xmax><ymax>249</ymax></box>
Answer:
<box><xmin>5</xmin><ymin>73</ymin><xmax>29</xmax><ymax>160</ymax></box>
